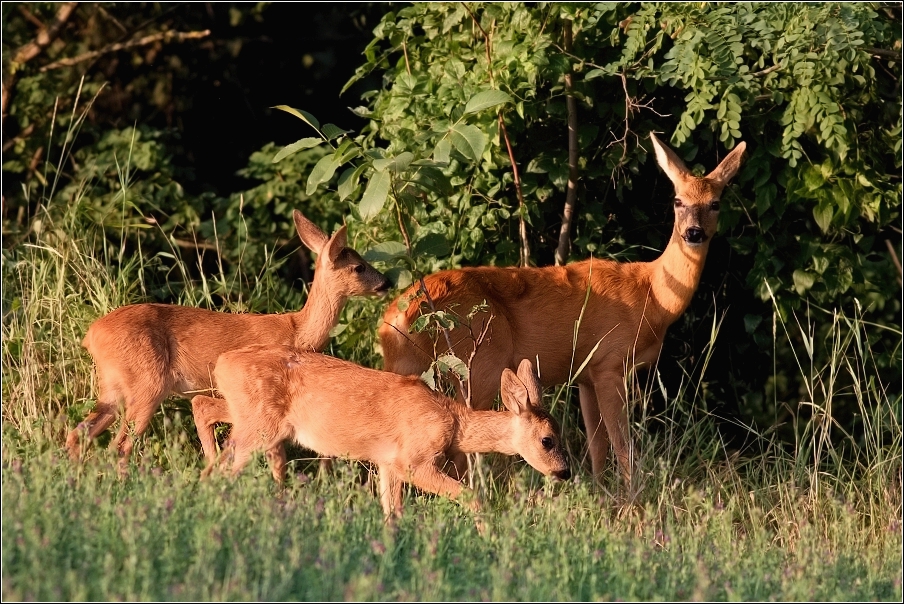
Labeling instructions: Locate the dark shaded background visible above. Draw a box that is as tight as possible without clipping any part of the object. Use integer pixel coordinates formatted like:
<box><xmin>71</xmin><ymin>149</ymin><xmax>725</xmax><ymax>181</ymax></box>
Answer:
<box><xmin>2</xmin><ymin>3</ymin><xmax>393</xmax><ymax>202</ymax></box>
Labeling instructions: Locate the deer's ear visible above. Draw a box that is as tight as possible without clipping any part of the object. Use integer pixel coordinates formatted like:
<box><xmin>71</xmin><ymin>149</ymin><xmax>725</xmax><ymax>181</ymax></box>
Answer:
<box><xmin>515</xmin><ymin>358</ymin><xmax>543</xmax><ymax>406</ymax></box>
<box><xmin>294</xmin><ymin>210</ymin><xmax>329</xmax><ymax>255</ymax></box>
<box><xmin>500</xmin><ymin>368</ymin><xmax>528</xmax><ymax>416</ymax></box>
<box><xmin>706</xmin><ymin>141</ymin><xmax>747</xmax><ymax>186</ymax></box>
<box><xmin>324</xmin><ymin>224</ymin><xmax>348</xmax><ymax>264</ymax></box>
<box><xmin>650</xmin><ymin>133</ymin><xmax>691</xmax><ymax>184</ymax></box>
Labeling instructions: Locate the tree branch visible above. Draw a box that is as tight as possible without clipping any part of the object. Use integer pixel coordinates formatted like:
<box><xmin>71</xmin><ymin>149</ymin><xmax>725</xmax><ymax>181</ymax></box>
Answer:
<box><xmin>750</xmin><ymin>62</ymin><xmax>783</xmax><ymax>77</ymax></box>
<box><xmin>17</xmin><ymin>5</ymin><xmax>47</xmax><ymax>30</ymax></box>
<box><xmin>2</xmin><ymin>123</ymin><xmax>35</xmax><ymax>152</ymax></box>
<box><xmin>10</xmin><ymin>2</ymin><xmax>79</xmax><ymax>65</ymax></box>
<box><xmin>392</xmin><ymin>183</ymin><xmax>461</xmax><ymax>393</ymax></box>
<box><xmin>863</xmin><ymin>46</ymin><xmax>902</xmax><ymax>62</ymax></box>
<box><xmin>2</xmin><ymin>2</ymin><xmax>79</xmax><ymax>121</ymax></box>
<box><xmin>464</xmin><ymin>2</ymin><xmax>530</xmax><ymax>265</ymax></box>
<box><xmin>555</xmin><ymin>19</ymin><xmax>579</xmax><ymax>267</ymax></box>
<box><xmin>885</xmin><ymin>239</ymin><xmax>902</xmax><ymax>286</ymax></box>
<box><xmin>40</xmin><ymin>29</ymin><xmax>211</xmax><ymax>72</ymax></box>
<box><xmin>499</xmin><ymin>114</ymin><xmax>530</xmax><ymax>267</ymax></box>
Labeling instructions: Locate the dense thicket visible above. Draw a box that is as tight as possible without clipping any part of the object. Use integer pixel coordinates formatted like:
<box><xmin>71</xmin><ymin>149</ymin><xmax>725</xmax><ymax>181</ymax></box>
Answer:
<box><xmin>2</xmin><ymin>3</ymin><xmax>901</xmax><ymax>457</ymax></box>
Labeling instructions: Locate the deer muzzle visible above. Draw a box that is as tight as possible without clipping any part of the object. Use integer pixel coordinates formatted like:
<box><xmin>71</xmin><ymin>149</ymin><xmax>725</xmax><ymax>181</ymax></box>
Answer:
<box><xmin>374</xmin><ymin>276</ymin><xmax>392</xmax><ymax>294</ymax></box>
<box><xmin>683</xmin><ymin>226</ymin><xmax>707</xmax><ymax>245</ymax></box>
<box><xmin>553</xmin><ymin>467</ymin><xmax>571</xmax><ymax>481</ymax></box>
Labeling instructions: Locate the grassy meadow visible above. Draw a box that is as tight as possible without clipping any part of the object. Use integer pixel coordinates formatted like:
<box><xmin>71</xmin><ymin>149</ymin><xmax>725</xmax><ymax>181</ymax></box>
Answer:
<box><xmin>2</xmin><ymin>172</ymin><xmax>902</xmax><ymax>601</ymax></box>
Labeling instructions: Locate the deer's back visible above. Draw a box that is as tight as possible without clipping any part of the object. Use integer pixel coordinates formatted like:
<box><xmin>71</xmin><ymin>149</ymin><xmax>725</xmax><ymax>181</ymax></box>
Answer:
<box><xmin>84</xmin><ymin>303</ymin><xmax>297</xmax><ymax>393</ymax></box>
<box><xmin>216</xmin><ymin>346</ymin><xmax>455</xmax><ymax>466</ymax></box>
<box><xmin>381</xmin><ymin>259</ymin><xmax>659</xmax><ymax>385</ymax></box>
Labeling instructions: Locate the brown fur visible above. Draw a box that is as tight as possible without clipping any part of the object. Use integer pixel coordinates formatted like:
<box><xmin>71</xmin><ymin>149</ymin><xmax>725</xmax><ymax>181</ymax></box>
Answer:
<box><xmin>67</xmin><ymin>210</ymin><xmax>390</xmax><ymax>471</ymax></box>
<box><xmin>191</xmin><ymin>351</ymin><xmax>569</xmax><ymax>522</ymax></box>
<box><xmin>379</xmin><ymin>134</ymin><xmax>747</xmax><ymax>482</ymax></box>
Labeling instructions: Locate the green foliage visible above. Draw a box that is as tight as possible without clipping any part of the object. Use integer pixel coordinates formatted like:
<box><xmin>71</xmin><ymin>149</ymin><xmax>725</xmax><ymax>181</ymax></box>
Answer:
<box><xmin>346</xmin><ymin>1</ymin><xmax>900</xmax><ymax>307</ymax></box>
<box><xmin>280</xmin><ymin>0</ymin><xmax>900</xmax><ymax>438</ymax></box>
<box><xmin>269</xmin><ymin>86</ymin><xmax>515</xmax><ymax>290</ymax></box>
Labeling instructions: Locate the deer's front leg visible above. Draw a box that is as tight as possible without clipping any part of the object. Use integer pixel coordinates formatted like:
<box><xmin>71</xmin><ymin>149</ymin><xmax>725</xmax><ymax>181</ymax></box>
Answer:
<box><xmin>586</xmin><ymin>370</ymin><xmax>632</xmax><ymax>484</ymax></box>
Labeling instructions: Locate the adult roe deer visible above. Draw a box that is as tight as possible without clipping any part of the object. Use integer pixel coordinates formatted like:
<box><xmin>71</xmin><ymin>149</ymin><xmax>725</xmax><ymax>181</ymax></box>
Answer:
<box><xmin>379</xmin><ymin>133</ymin><xmax>746</xmax><ymax>483</ymax></box>
<box><xmin>67</xmin><ymin>210</ymin><xmax>390</xmax><ymax>470</ymax></box>
<box><xmin>190</xmin><ymin>351</ymin><xmax>570</xmax><ymax>521</ymax></box>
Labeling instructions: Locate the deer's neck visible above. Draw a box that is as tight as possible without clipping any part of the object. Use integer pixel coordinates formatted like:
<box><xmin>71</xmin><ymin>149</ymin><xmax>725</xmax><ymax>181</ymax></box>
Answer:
<box><xmin>291</xmin><ymin>279</ymin><xmax>347</xmax><ymax>352</ymax></box>
<box><xmin>452</xmin><ymin>409</ymin><xmax>516</xmax><ymax>455</ymax></box>
<box><xmin>649</xmin><ymin>230</ymin><xmax>710</xmax><ymax>324</ymax></box>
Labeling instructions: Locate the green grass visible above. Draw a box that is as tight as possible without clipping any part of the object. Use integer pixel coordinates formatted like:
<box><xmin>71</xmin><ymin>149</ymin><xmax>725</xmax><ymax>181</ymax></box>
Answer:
<box><xmin>2</xmin><ymin>147</ymin><xmax>902</xmax><ymax>600</ymax></box>
<box><xmin>2</xmin><ymin>432</ymin><xmax>901</xmax><ymax>600</ymax></box>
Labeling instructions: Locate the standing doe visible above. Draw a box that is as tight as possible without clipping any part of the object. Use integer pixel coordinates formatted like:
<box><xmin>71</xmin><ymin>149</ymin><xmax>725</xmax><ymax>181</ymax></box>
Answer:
<box><xmin>68</xmin><ymin>209</ymin><xmax>390</xmax><ymax>471</ymax></box>
<box><xmin>379</xmin><ymin>133</ymin><xmax>746</xmax><ymax>483</ymax></box>
<box><xmin>190</xmin><ymin>351</ymin><xmax>570</xmax><ymax>521</ymax></box>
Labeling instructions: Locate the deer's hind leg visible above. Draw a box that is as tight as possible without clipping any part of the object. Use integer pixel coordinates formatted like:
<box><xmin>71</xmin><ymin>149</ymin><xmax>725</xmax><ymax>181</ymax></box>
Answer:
<box><xmin>67</xmin><ymin>360</ymin><xmax>137</xmax><ymax>461</ymax></box>
<box><xmin>191</xmin><ymin>394</ymin><xmax>233</xmax><ymax>472</ymax></box>
<box><xmin>223</xmin><ymin>422</ymin><xmax>285</xmax><ymax>482</ymax></box>
<box><xmin>66</xmin><ymin>401</ymin><xmax>119</xmax><ymax>461</ymax></box>
<box><xmin>377</xmin><ymin>464</ymin><xmax>404</xmax><ymax>520</ymax></box>
<box><xmin>106</xmin><ymin>369</ymin><xmax>174</xmax><ymax>473</ymax></box>
<box><xmin>265</xmin><ymin>443</ymin><xmax>288</xmax><ymax>486</ymax></box>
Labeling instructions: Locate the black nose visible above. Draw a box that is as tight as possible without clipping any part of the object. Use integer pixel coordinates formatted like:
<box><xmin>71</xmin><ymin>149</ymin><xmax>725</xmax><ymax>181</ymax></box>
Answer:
<box><xmin>684</xmin><ymin>227</ymin><xmax>706</xmax><ymax>244</ymax></box>
<box><xmin>375</xmin><ymin>277</ymin><xmax>391</xmax><ymax>293</ymax></box>
<box><xmin>554</xmin><ymin>468</ymin><xmax>571</xmax><ymax>481</ymax></box>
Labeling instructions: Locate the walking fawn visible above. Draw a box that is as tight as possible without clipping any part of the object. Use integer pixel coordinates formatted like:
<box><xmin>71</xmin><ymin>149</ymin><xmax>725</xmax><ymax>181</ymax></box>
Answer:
<box><xmin>379</xmin><ymin>133</ymin><xmax>746</xmax><ymax>483</ymax></box>
<box><xmin>68</xmin><ymin>210</ymin><xmax>390</xmax><ymax>471</ymax></box>
<box><xmin>190</xmin><ymin>353</ymin><xmax>569</xmax><ymax>521</ymax></box>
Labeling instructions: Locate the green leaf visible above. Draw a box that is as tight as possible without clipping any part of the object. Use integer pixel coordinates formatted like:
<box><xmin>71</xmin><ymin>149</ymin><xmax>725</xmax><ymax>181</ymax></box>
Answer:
<box><xmin>414</xmin><ymin>232</ymin><xmax>450</xmax><ymax>257</ymax></box>
<box><xmin>393</xmin><ymin>268</ymin><xmax>413</xmax><ymax>290</ymax></box>
<box><xmin>813</xmin><ymin>201</ymin><xmax>833</xmax><ymax>232</ymax></box>
<box><xmin>272</xmin><ymin>137</ymin><xmax>322</xmax><ymax>163</ymax></box>
<box><xmin>463</xmin><ymin>90</ymin><xmax>512</xmax><ymax>115</ymax></box>
<box><xmin>420</xmin><ymin>366</ymin><xmax>436</xmax><ymax>390</ymax></box>
<box><xmin>373</xmin><ymin>152</ymin><xmax>414</xmax><ymax>173</ymax></box>
<box><xmin>792</xmin><ymin>269</ymin><xmax>816</xmax><ymax>294</ymax></box>
<box><xmin>433</xmin><ymin>139</ymin><xmax>451</xmax><ymax>164</ymax></box>
<box><xmin>584</xmin><ymin>67</ymin><xmax>614</xmax><ymax>80</ymax></box>
<box><xmin>359</xmin><ymin>170</ymin><xmax>391</xmax><ymax>221</ymax></box>
<box><xmin>337</xmin><ymin>163</ymin><xmax>368</xmax><ymax>201</ymax></box>
<box><xmin>743</xmin><ymin>313</ymin><xmax>763</xmax><ymax>334</ymax></box>
<box><xmin>272</xmin><ymin>105</ymin><xmax>320</xmax><ymax>130</ymax></box>
<box><xmin>322</xmin><ymin>124</ymin><xmax>352</xmax><ymax>140</ymax></box>
<box><xmin>437</xmin><ymin>353</ymin><xmax>469</xmax><ymax>381</ymax></box>
<box><xmin>363</xmin><ymin>241</ymin><xmax>408</xmax><ymax>263</ymax></box>
<box><xmin>305</xmin><ymin>154</ymin><xmax>340</xmax><ymax>195</ymax></box>
<box><xmin>449</xmin><ymin>124</ymin><xmax>486</xmax><ymax>162</ymax></box>
<box><xmin>334</xmin><ymin>140</ymin><xmax>361</xmax><ymax>165</ymax></box>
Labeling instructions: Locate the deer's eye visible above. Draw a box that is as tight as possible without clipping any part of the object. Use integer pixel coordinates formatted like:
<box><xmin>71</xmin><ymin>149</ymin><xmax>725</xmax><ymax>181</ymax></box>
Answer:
<box><xmin>541</xmin><ymin>436</ymin><xmax>554</xmax><ymax>450</ymax></box>
<box><xmin>674</xmin><ymin>199</ymin><xmax>683</xmax><ymax>208</ymax></box>
<box><xmin>353</xmin><ymin>264</ymin><xmax>366</xmax><ymax>274</ymax></box>
<box><xmin>709</xmin><ymin>201</ymin><xmax>721</xmax><ymax>211</ymax></box>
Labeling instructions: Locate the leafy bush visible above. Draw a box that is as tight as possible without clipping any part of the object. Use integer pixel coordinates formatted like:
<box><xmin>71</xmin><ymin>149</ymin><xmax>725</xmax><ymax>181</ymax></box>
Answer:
<box><xmin>259</xmin><ymin>1</ymin><xmax>901</xmax><ymax>447</ymax></box>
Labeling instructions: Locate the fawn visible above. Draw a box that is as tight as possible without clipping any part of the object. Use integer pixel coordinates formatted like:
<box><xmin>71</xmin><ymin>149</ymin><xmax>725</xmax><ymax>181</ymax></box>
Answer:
<box><xmin>190</xmin><ymin>352</ymin><xmax>570</xmax><ymax>520</ymax></box>
<box><xmin>68</xmin><ymin>209</ymin><xmax>390</xmax><ymax>471</ymax></box>
<box><xmin>379</xmin><ymin>133</ymin><xmax>747</xmax><ymax>483</ymax></box>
